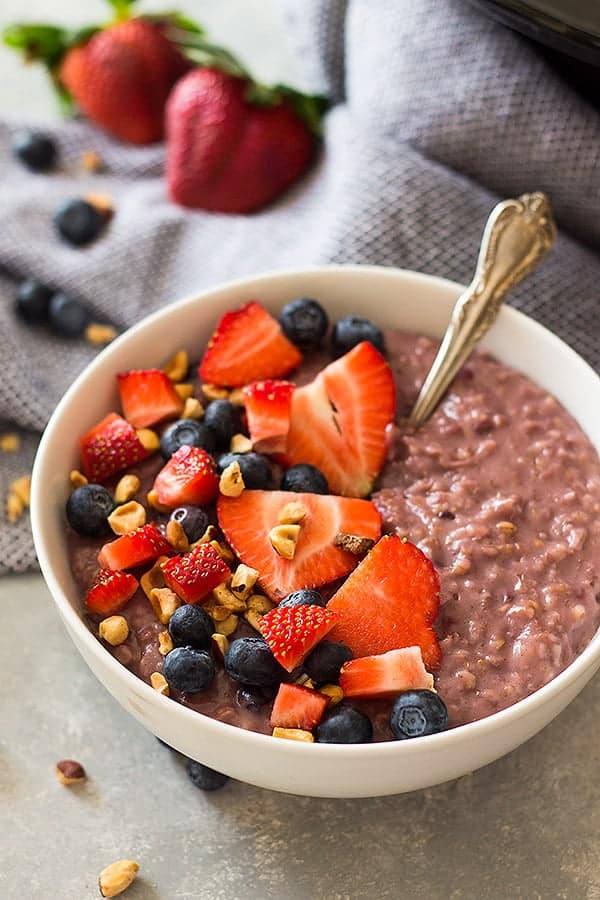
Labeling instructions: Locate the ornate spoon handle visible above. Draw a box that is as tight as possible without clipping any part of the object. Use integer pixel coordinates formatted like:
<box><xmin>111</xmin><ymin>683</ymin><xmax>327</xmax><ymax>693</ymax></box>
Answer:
<box><xmin>408</xmin><ymin>192</ymin><xmax>556</xmax><ymax>427</ymax></box>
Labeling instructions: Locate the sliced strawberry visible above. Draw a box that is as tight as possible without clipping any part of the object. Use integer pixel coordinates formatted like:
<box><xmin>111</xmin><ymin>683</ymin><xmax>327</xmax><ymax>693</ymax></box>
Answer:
<box><xmin>152</xmin><ymin>445</ymin><xmax>219</xmax><ymax>508</ymax></box>
<box><xmin>243</xmin><ymin>379</ymin><xmax>294</xmax><ymax>454</ymax></box>
<box><xmin>327</xmin><ymin>535</ymin><xmax>442</xmax><ymax>669</ymax></box>
<box><xmin>217</xmin><ymin>490</ymin><xmax>381</xmax><ymax>601</ymax></box>
<box><xmin>98</xmin><ymin>523</ymin><xmax>172</xmax><ymax>571</ymax></box>
<box><xmin>84</xmin><ymin>568</ymin><xmax>138</xmax><ymax>616</ymax></box>
<box><xmin>270</xmin><ymin>683</ymin><xmax>330</xmax><ymax>730</ymax></box>
<box><xmin>259</xmin><ymin>604</ymin><xmax>337</xmax><ymax>672</ymax></box>
<box><xmin>199</xmin><ymin>301</ymin><xmax>302</xmax><ymax>387</ymax></box>
<box><xmin>80</xmin><ymin>412</ymin><xmax>151</xmax><ymax>482</ymax></box>
<box><xmin>117</xmin><ymin>369</ymin><xmax>183</xmax><ymax>429</ymax></box>
<box><xmin>285</xmin><ymin>341</ymin><xmax>396</xmax><ymax>497</ymax></box>
<box><xmin>161</xmin><ymin>543</ymin><xmax>230</xmax><ymax>604</ymax></box>
<box><xmin>339</xmin><ymin>647</ymin><xmax>434</xmax><ymax>699</ymax></box>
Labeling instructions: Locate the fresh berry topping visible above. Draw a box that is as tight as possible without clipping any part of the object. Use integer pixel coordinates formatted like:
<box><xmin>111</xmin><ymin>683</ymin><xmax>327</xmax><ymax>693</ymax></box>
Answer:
<box><xmin>279</xmin><ymin>298</ymin><xmax>329</xmax><ymax>350</ymax></box>
<box><xmin>160</xmin><ymin>419</ymin><xmax>216</xmax><ymax>459</ymax></box>
<box><xmin>259</xmin><ymin>605</ymin><xmax>337</xmax><ymax>673</ymax></box>
<box><xmin>390</xmin><ymin>690</ymin><xmax>449</xmax><ymax>740</ymax></box>
<box><xmin>168</xmin><ymin>506</ymin><xmax>209</xmax><ymax>543</ymax></box>
<box><xmin>185</xmin><ymin>758</ymin><xmax>229</xmax><ymax>791</ymax></box>
<box><xmin>66</xmin><ymin>483</ymin><xmax>115</xmax><ymax>537</ymax></box>
<box><xmin>199</xmin><ymin>301</ymin><xmax>302</xmax><ymax>387</ymax></box>
<box><xmin>278</xmin><ymin>589</ymin><xmax>325</xmax><ymax>609</ymax></box>
<box><xmin>152</xmin><ymin>445</ymin><xmax>219</xmax><ymax>508</ymax></box>
<box><xmin>217</xmin><ymin>452</ymin><xmax>272</xmax><ymax>490</ymax></box>
<box><xmin>84</xmin><ymin>568</ymin><xmax>138</xmax><ymax>616</ymax></box>
<box><xmin>117</xmin><ymin>369</ymin><xmax>183</xmax><ymax>430</ymax></box>
<box><xmin>327</xmin><ymin>535</ymin><xmax>441</xmax><ymax>669</ymax></box>
<box><xmin>168</xmin><ymin>604</ymin><xmax>214</xmax><ymax>650</ymax></box>
<box><xmin>54</xmin><ymin>197</ymin><xmax>104</xmax><ymax>246</ymax></box>
<box><xmin>161</xmin><ymin>542</ymin><xmax>230</xmax><ymax>604</ymax></box>
<box><xmin>163</xmin><ymin>646</ymin><xmax>215</xmax><ymax>693</ymax></box>
<box><xmin>14</xmin><ymin>279</ymin><xmax>53</xmax><ymax>324</ymax></box>
<box><xmin>304</xmin><ymin>640</ymin><xmax>353</xmax><ymax>683</ymax></box>
<box><xmin>97</xmin><ymin>522</ymin><xmax>171</xmax><ymax>571</ymax></box>
<box><xmin>339</xmin><ymin>647</ymin><xmax>433</xmax><ymax>699</ymax></box>
<box><xmin>13</xmin><ymin>131</ymin><xmax>57</xmax><ymax>171</ymax></box>
<box><xmin>235</xmin><ymin>685</ymin><xmax>275</xmax><ymax>710</ymax></box>
<box><xmin>331</xmin><ymin>316</ymin><xmax>385</xmax><ymax>358</ymax></box>
<box><xmin>80</xmin><ymin>413</ymin><xmax>150</xmax><ymax>482</ymax></box>
<box><xmin>270</xmin><ymin>683</ymin><xmax>329</xmax><ymax>731</ymax></box>
<box><xmin>49</xmin><ymin>292</ymin><xmax>91</xmax><ymax>337</ymax></box>
<box><xmin>218</xmin><ymin>490</ymin><xmax>381</xmax><ymax>601</ymax></box>
<box><xmin>316</xmin><ymin>706</ymin><xmax>373</xmax><ymax>744</ymax></box>
<box><xmin>281</xmin><ymin>463</ymin><xmax>328</xmax><ymax>495</ymax></box>
<box><xmin>285</xmin><ymin>341</ymin><xmax>396</xmax><ymax>497</ymax></box>
<box><xmin>203</xmin><ymin>400</ymin><xmax>244</xmax><ymax>450</ymax></box>
<box><xmin>225</xmin><ymin>637</ymin><xmax>286</xmax><ymax>687</ymax></box>
<box><xmin>243</xmin><ymin>380</ymin><xmax>294</xmax><ymax>454</ymax></box>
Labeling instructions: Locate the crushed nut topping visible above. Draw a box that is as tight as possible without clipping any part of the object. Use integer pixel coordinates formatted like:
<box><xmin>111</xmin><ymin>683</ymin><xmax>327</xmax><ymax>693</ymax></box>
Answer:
<box><xmin>319</xmin><ymin>684</ymin><xmax>344</xmax><ymax>705</ymax></box>
<box><xmin>230</xmin><ymin>564</ymin><xmax>259</xmax><ymax>600</ymax></box>
<box><xmin>146</xmin><ymin>489</ymin><xmax>170</xmax><ymax>512</ymax></box>
<box><xmin>136</xmin><ymin>428</ymin><xmax>160</xmax><ymax>453</ymax></box>
<box><xmin>219</xmin><ymin>460</ymin><xmax>245</xmax><ymax>497</ymax></box>
<box><xmin>80</xmin><ymin>149</ymin><xmax>103</xmax><ymax>171</ymax></box>
<box><xmin>69</xmin><ymin>469</ymin><xmax>88</xmax><ymax>489</ymax></box>
<box><xmin>230</xmin><ymin>433</ymin><xmax>253</xmax><ymax>454</ymax></box>
<box><xmin>277</xmin><ymin>501</ymin><xmax>307</xmax><ymax>525</ymax></box>
<box><xmin>85</xmin><ymin>323</ymin><xmax>118</xmax><ymax>346</ymax></box>
<box><xmin>98</xmin><ymin>615</ymin><xmax>129</xmax><ymax>646</ymax></box>
<box><xmin>182</xmin><ymin>397</ymin><xmax>204</xmax><ymax>419</ymax></box>
<box><xmin>163</xmin><ymin>349</ymin><xmax>188</xmax><ymax>382</ymax></box>
<box><xmin>150</xmin><ymin>672</ymin><xmax>169</xmax><ymax>696</ymax></box>
<box><xmin>149</xmin><ymin>587</ymin><xmax>180</xmax><ymax>624</ymax></box>
<box><xmin>6</xmin><ymin>475</ymin><xmax>31</xmax><ymax>522</ymax></box>
<box><xmin>211</xmin><ymin>633</ymin><xmax>229</xmax><ymax>661</ymax></box>
<box><xmin>6</xmin><ymin>490</ymin><xmax>24</xmax><ymax>523</ymax></box>
<box><xmin>108</xmin><ymin>501</ymin><xmax>146</xmax><ymax>535</ymax></box>
<box><xmin>158</xmin><ymin>631</ymin><xmax>174</xmax><ymax>655</ymax></box>
<box><xmin>140</xmin><ymin>556</ymin><xmax>169</xmax><ymax>600</ymax></box>
<box><xmin>269</xmin><ymin>524</ymin><xmax>301</xmax><ymax>559</ymax></box>
<box><xmin>98</xmin><ymin>859</ymin><xmax>139</xmax><ymax>898</ymax></box>
<box><xmin>202</xmin><ymin>384</ymin><xmax>230</xmax><ymax>402</ymax></box>
<box><xmin>228</xmin><ymin>387</ymin><xmax>246</xmax><ymax>407</ymax></box>
<box><xmin>0</xmin><ymin>433</ymin><xmax>20</xmax><ymax>452</ymax></box>
<box><xmin>209</xmin><ymin>539</ymin><xmax>235</xmax><ymax>563</ymax></box>
<box><xmin>114</xmin><ymin>474</ymin><xmax>140</xmax><ymax>504</ymax></box>
<box><xmin>333</xmin><ymin>532</ymin><xmax>375</xmax><ymax>556</ymax></box>
<box><xmin>244</xmin><ymin>609</ymin><xmax>264</xmax><ymax>633</ymax></box>
<box><xmin>10</xmin><ymin>475</ymin><xmax>31</xmax><ymax>506</ymax></box>
<box><xmin>246</xmin><ymin>594</ymin><xmax>275</xmax><ymax>615</ymax></box>
<box><xmin>166</xmin><ymin>518</ymin><xmax>190</xmax><ymax>553</ymax></box>
<box><xmin>272</xmin><ymin>727</ymin><xmax>314</xmax><ymax>742</ymax></box>
<box><xmin>214</xmin><ymin>613</ymin><xmax>239</xmax><ymax>636</ymax></box>
<box><xmin>496</xmin><ymin>520</ymin><xmax>517</xmax><ymax>534</ymax></box>
<box><xmin>203</xmin><ymin>598</ymin><xmax>233</xmax><ymax>622</ymax></box>
<box><xmin>84</xmin><ymin>192</ymin><xmax>113</xmax><ymax>219</ymax></box>
<box><xmin>174</xmin><ymin>382</ymin><xmax>194</xmax><ymax>400</ymax></box>
<box><xmin>55</xmin><ymin>759</ymin><xmax>86</xmax><ymax>785</ymax></box>
<box><xmin>212</xmin><ymin>582</ymin><xmax>247</xmax><ymax>613</ymax></box>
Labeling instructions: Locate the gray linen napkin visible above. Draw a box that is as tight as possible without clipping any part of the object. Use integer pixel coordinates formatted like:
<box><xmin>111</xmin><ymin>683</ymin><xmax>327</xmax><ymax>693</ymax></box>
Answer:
<box><xmin>1</xmin><ymin>0</ymin><xmax>599</xmax><ymax>575</ymax></box>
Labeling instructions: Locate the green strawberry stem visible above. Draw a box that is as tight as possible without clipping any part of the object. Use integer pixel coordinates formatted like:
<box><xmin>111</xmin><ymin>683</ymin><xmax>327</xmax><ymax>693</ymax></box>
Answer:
<box><xmin>106</xmin><ymin>0</ymin><xmax>138</xmax><ymax>21</ymax></box>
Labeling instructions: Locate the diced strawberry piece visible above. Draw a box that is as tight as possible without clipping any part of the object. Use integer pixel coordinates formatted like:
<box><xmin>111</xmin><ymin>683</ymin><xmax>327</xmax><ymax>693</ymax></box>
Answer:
<box><xmin>270</xmin><ymin>683</ymin><xmax>330</xmax><ymax>730</ymax></box>
<box><xmin>98</xmin><ymin>523</ymin><xmax>172</xmax><ymax>571</ymax></box>
<box><xmin>84</xmin><ymin>568</ymin><xmax>138</xmax><ymax>616</ymax></box>
<box><xmin>259</xmin><ymin>604</ymin><xmax>337</xmax><ymax>672</ymax></box>
<box><xmin>117</xmin><ymin>369</ymin><xmax>183</xmax><ymax>429</ymax></box>
<box><xmin>199</xmin><ymin>301</ymin><xmax>302</xmax><ymax>387</ymax></box>
<box><xmin>243</xmin><ymin>379</ymin><xmax>294</xmax><ymax>454</ymax></box>
<box><xmin>339</xmin><ymin>647</ymin><xmax>434</xmax><ymax>699</ymax></box>
<box><xmin>80</xmin><ymin>412</ymin><xmax>150</xmax><ymax>482</ymax></box>
<box><xmin>217</xmin><ymin>490</ymin><xmax>381</xmax><ymax>601</ymax></box>
<box><xmin>161</xmin><ymin>543</ymin><xmax>230</xmax><ymax>604</ymax></box>
<box><xmin>285</xmin><ymin>342</ymin><xmax>396</xmax><ymax>497</ymax></box>
<box><xmin>327</xmin><ymin>535</ymin><xmax>442</xmax><ymax>668</ymax></box>
<box><xmin>152</xmin><ymin>445</ymin><xmax>219</xmax><ymax>508</ymax></box>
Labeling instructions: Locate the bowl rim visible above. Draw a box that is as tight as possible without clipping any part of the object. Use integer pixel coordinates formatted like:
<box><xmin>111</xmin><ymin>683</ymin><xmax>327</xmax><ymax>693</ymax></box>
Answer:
<box><xmin>31</xmin><ymin>262</ymin><xmax>600</xmax><ymax>760</ymax></box>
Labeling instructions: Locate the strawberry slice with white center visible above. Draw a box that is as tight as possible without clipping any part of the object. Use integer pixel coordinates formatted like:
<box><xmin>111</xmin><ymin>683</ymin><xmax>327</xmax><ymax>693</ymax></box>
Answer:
<box><xmin>161</xmin><ymin>542</ymin><xmax>230</xmax><ymax>603</ymax></box>
<box><xmin>243</xmin><ymin>379</ymin><xmax>294</xmax><ymax>453</ymax></box>
<box><xmin>84</xmin><ymin>568</ymin><xmax>138</xmax><ymax>616</ymax></box>
<box><xmin>217</xmin><ymin>489</ymin><xmax>382</xmax><ymax>601</ymax></box>
<box><xmin>259</xmin><ymin>604</ymin><xmax>338</xmax><ymax>672</ymax></box>
<box><xmin>339</xmin><ymin>647</ymin><xmax>434</xmax><ymax>699</ymax></box>
<box><xmin>285</xmin><ymin>341</ymin><xmax>396</xmax><ymax>498</ymax></box>
<box><xmin>152</xmin><ymin>445</ymin><xmax>219</xmax><ymax>508</ymax></box>
<box><xmin>270</xmin><ymin>683</ymin><xmax>330</xmax><ymax>730</ymax></box>
<box><xmin>80</xmin><ymin>412</ymin><xmax>151</xmax><ymax>482</ymax></box>
<box><xmin>117</xmin><ymin>368</ymin><xmax>183</xmax><ymax>429</ymax></box>
<box><xmin>199</xmin><ymin>301</ymin><xmax>302</xmax><ymax>387</ymax></box>
<box><xmin>98</xmin><ymin>523</ymin><xmax>172</xmax><ymax>571</ymax></box>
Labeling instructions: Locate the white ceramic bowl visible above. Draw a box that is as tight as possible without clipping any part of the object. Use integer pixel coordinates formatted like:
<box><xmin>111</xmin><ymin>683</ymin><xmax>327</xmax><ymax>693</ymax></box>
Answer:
<box><xmin>31</xmin><ymin>265</ymin><xmax>600</xmax><ymax>798</ymax></box>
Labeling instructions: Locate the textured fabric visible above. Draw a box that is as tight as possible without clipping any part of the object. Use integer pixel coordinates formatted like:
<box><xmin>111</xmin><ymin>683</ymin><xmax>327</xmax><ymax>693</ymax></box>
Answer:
<box><xmin>1</xmin><ymin>0</ymin><xmax>599</xmax><ymax>574</ymax></box>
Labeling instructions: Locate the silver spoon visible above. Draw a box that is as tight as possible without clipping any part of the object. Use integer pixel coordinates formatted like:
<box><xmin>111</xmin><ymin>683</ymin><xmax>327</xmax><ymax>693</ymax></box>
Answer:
<box><xmin>408</xmin><ymin>192</ymin><xmax>557</xmax><ymax>428</ymax></box>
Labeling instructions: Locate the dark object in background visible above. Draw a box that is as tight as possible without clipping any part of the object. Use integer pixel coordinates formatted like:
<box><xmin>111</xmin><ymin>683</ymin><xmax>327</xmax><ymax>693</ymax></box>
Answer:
<box><xmin>14</xmin><ymin>279</ymin><xmax>54</xmax><ymax>324</ymax></box>
<box><xmin>54</xmin><ymin>197</ymin><xmax>104</xmax><ymax>246</ymax></box>
<box><xmin>48</xmin><ymin>292</ymin><xmax>91</xmax><ymax>337</ymax></box>
<box><xmin>186</xmin><ymin>758</ymin><xmax>229</xmax><ymax>791</ymax></box>
<box><xmin>13</xmin><ymin>131</ymin><xmax>57</xmax><ymax>171</ymax></box>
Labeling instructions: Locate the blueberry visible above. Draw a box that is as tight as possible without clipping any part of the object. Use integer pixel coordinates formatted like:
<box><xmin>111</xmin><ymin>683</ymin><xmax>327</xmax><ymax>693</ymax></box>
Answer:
<box><xmin>217</xmin><ymin>452</ymin><xmax>272</xmax><ymax>490</ymax></box>
<box><xmin>169</xmin><ymin>506</ymin><xmax>208</xmax><ymax>543</ymax></box>
<box><xmin>48</xmin><ymin>292</ymin><xmax>91</xmax><ymax>338</ymax></box>
<box><xmin>316</xmin><ymin>706</ymin><xmax>373</xmax><ymax>744</ymax></box>
<box><xmin>13</xmin><ymin>131</ymin><xmax>57</xmax><ymax>171</ymax></box>
<box><xmin>54</xmin><ymin>198</ymin><xmax>103</xmax><ymax>246</ymax></box>
<box><xmin>14</xmin><ymin>279</ymin><xmax>54</xmax><ymax>324</ymax></box>
<box><xmin>225</xmin><ymin>637</ymin><xmax>286</xmax><ymax>687</ymax></box>
<box><xmin>304</xmin><ymin>641</ymin><xmax>353</xmax><ymax>683</ymax></box>
<box><xmin>331</xmin><ymin>316</ymin><xmax>385</xmax><ymax>358</ymax></box>
<box><xmin>163</xmin><ymin>647</ymin><xmax>215</xmax><ymax>693</ymax></box>
<box><xmin>65</xmin><ymin>484</ymin><xmax>115</xmax><ymax>537</ymax></box>
<box><xmin>390</xmin><ymin>690</ymin><xmax>448</xmax><ymax>740</ymax></box>
<box><xmin>186</xmin><ymin>758</ymin><xmax>229</xmax><ymax>791</ymax></box>
<box><xmin>278</xmin><ymin>589</ymin><xmax>325</xmax><ymax>609</ymax></box>
<box><xmin>235</xmin><ymin>685</ymin><xmax>272</xmax><ymax>711</ymax></box>
<box><xmin>281</xmin><ymin>464</ymin><xmax>328</xmax><ymax>494</ymax></box>
<box><xmin>279</xmin><ymin>297</ymin><xmax>329</xmax><ymax>349</ymax></box>
<box><xmin>160</xmin><ymin>419</ymin><xmax>216</xmax><ymax>459</ymax></box>
<box><xmin>204</xmin><ymin>400</ymin><xmax>244</xmax><ymax>449</ymax></box>
<box><xmin>168</xmin><ymin>605</ymin><xmax>214</xmax><ymax>650</ymax></box>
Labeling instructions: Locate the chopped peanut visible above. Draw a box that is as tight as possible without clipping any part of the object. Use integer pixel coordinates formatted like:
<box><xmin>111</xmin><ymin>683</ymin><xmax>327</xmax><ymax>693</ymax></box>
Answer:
<box><xmin>277</xmin><ymin>502</ymin><xmax>307</xmax><ymax>525</ymax></box>
<box><xmin>204</xmin><ymin>598</ymin><xmax>233</xmax><ymax>622</ymax></box>
<box><xmin>114</xmin><ymin>474</ymin><xmax>140</xmax><ymax>504</ymax></box>
<box><xmin>99</xmin><ymin>616</ymin><xmax>129</xmax><ymax>646</ymax></box>
<box><xmin>69</xmin><ymin>469</ymin><xmax>88</xmax><ymax>489</ymax></box>
<box><xmin>149</xmin><ymin>587</ymin><xmax>180</xmax><ymax>624</ymax></box>
<box><xmin>202</xmin><ymin>384</ymin><xmax>229</xmax><ymax>402</ymax></box>
<box><xmin>228</xmin><ymin>388</ymin><xmax>246</xmax><ymax>407</ymax></box>
<box><xmin>246</xmin><ymin>594</ymin><xmax>275</xmax><ymax>615</ymax></box>
<box><xmin>166</xmin><ymin>518</ymin><xmax>190</xmax><ymax>553</ymax></box>
<box><xmin>140</xmin><ymin>556</ymin><xmax>169</xmax><ymax>600</ymax></box>
<box><xmin>85</xmin><ymin>323</ymin><xmax>118</xmax><ymax>346</ymax></box>
<box><xmin>230</xmin><ymin>564</ymin><xmax>259</xmax><ymax>601</ymax></box>
<box><xmin>230</xmin><ymin>433</ymin><xmax>252</xmax><ymax>454</ymax></box>
<box><xmin>0</xmin><ymin>433</ymin><xmax>20</xmax><ymax>452</ymax></box>
<box><xmin>211</xmin><ymin>633</ymin><xmax>229</xmax><ymax>661</ymax></box>
<box><xmin>214</xmin><ymin>614</ymin><xmax>239</xmax><ymax>636</ymax></box>
<box><xmin>98</xmin><ymin>859</ymin><xmax>139</xmax><ymax>898</ymax></box>
<box><xmin>319</xmin><ymin>684</ymin><xmax>344</xmax><ymax>705</ymax></box>
<box><xmin>269</xmin><ymin>524</ymin><xmax>300</xmax><ymax>559</ymax></box>
<box><xmin>209</xmin><ymin>540</ymin><xmax>235</xmax><ymax>563</ymax></box>
<box><xmin>108</xmin><ymin>501</ymin><xmax>146</xmax><ymax>535</ymax></box>
<box><xmin>191</xmin><ymin>524</ymin><xmax>218</xmax><ymax>548</ymax></box>
<box><xmin>333</xmin><ymin>532</ymin><xmax>375</xmax><ymax>556</ymax></box>
<box><xmin>150</xmin><ymin>672</ymin><xmax>169</xmax><ymax>696</ymax></box>
<box><xmin>174</xmin><ymin>382</ymin><xmax>194</xmax><ymax>400</ymax></box>
<box><xmin>84</xmin><ymin>192</ymin><xmax>113</xmax><ymax>218</ymax></box>
<box><xmin>244</xmin><ymin>609</ymin><xmax>264</xmax><ymax>633</ymax></box>
<box><xmin>219</xmin><ymin>460</ymin><xmax>245</xmax><ymax>497</ymax></box>
<box><xmin>272</xmin><ymin>727</ymin><xmax>314</xmax><ymax>742</ymax></box>
<box><xmin>10</xmin><ymin>475</ymin><xmax>31</xmax><ymax>507</ymax></box>
<box><xmin>212</xmin><ymin>582</ymin><xmax>247</xmax><ymax>613</ymax></box>
<box><xmin>183</xmin><ymin>397</ymin><xmax>204</xmax><ymax>419</ymax></box>
<box><xmin>137</xmin><ymin>428</ymin><xmax>160</xmax><ymax>453</ymax></box>
<box><xmin>158</xmin><ymin>631</ymin><xmax>174</xmax><ymax>655</ymax></box>
<box><xmin>146</xmin><ymin>489</ymin><xmax>170</xmax><ymax>512</ymax></box>
<box><xmin>163</xmin><ymin>349</ymin><xmax>189</xmax><ymax>382</ymax></box>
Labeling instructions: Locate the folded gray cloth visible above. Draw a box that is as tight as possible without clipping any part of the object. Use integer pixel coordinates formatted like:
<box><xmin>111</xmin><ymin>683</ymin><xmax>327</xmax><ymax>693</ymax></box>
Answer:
<box><xmin>1</xmin><ymin>0</ymin><xmax>599</xmax><ymax>575</ymax></box>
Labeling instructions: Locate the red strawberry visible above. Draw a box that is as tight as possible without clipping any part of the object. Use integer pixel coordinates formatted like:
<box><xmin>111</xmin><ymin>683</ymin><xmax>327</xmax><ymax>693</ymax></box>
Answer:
<box><xmin>117</xmin><ymin>369</ymin><xmax>183</xmax><ymax>429</ymax></box>
<box><xmin>80</xmin><ymin>412</ymin><xmax>150</xmax><ymax>482</ymax></box>
<box><xmin>327</xmin><ymin>535</ymin><xmax>442</xmax><ymax>669</ymax></box>
<box><xmin>84</xmin><ymin>568</ymin><xmax>138</xmax><ymax>616</ymax></box>
<box><xmin>98</xmin><ymin>523</ymin><xmax>171</xmax><ymax>571</ymax></box>
<box><xmin>166</xmin><ymin>68</ymin><xmax>316</xmax><ymax>213</ymax></box>
<box><xmin>270</xmin><ymin>683</ymin><xmax>330</xmax><ymax>730</ymax></box>
<box><xmin>285</xmin><ymin>342</ymin><xmax>396</xmax><ymax>498</ymax></box>
<box><xmin>152</xmin><ymin>445</ymin><xmax>219</xmax><ymax>508</ymax></box>
<box><xmin>339</xmin><ymin>647</ymin><xmax>434</xmax><ymax>699</ymax></box>
<box><xmin>217</xmin><ymin>490</ymin><xmax>382</xmax><ymax>601</ymax></box>
<box><xmin>199</xmin><ymin>301</ymin><xmax>302</xmax><ymax>387</ymax></box>
<box><xmin>259</xmin><ymin>605</ymin><xmax>337</xmax><ymax>672</ymax></box>
<box><xmin>243</xmin><ymin>380</ymin><xmax>294</xmax><ymax>454</ymax></box>
<box><xmin>161</xmin><ymin>543</ymin><xmax>230</xmax><ymax>604</ymax></box>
